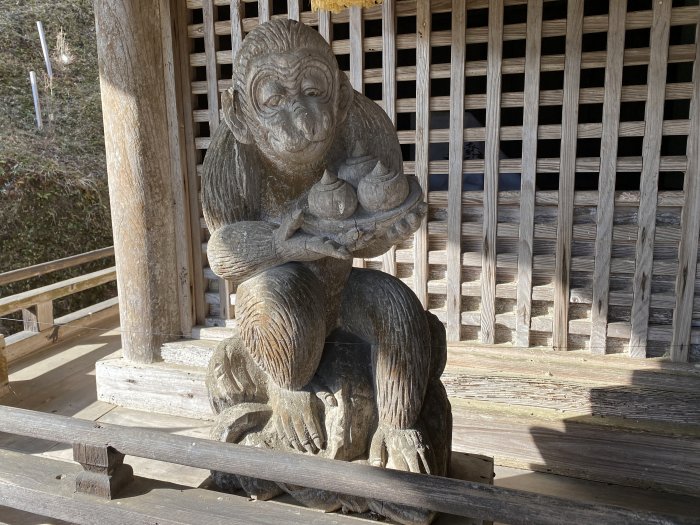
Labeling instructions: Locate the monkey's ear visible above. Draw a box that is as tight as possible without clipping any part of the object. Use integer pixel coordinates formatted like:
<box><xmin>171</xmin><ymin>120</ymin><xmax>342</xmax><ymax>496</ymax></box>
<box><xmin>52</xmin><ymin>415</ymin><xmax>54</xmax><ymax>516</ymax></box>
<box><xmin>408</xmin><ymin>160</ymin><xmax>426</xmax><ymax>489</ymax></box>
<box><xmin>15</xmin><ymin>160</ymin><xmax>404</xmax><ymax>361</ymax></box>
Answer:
<box><xmin>222</xmin><ymin>87</ymin><xmax>252</xmax><ymax>144</ymax></box>
<box><xmin>336</xmin><ymin>74</ymin><xmax>354</xmax><ymax>124</ymax></box>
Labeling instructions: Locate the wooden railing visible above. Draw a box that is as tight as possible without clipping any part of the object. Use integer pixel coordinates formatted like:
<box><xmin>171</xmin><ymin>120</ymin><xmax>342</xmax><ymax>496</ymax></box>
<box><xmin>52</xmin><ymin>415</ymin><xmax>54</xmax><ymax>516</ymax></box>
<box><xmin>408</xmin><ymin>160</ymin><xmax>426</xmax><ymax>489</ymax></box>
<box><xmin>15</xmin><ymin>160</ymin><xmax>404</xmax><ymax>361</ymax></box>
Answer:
<box><xmin>0</xmin><ymin>247</ymin><xmax>118</xmax><ymax>364</ymax></box>
<box><xmin>0</xmin><ymin>405</ymin><xmax>692</xmax><ymax>525</ymax></box>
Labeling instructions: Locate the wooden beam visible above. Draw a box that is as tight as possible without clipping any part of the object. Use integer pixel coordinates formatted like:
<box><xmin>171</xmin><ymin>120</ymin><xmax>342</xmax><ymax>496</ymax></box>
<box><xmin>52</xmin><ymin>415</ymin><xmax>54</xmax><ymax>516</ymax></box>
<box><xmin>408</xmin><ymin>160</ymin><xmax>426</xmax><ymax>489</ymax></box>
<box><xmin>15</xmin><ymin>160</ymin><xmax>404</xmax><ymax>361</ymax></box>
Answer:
<box><xmin>175</xmin><ymin>0</ymin><xmax>207</xmax><ymax>326</ymax></box>
<box><xmin>4</xmin><ymin>297</ymin><xmax>119</xmax><ymax>365</ymax></box>
<box><xmin>447</xmin><ymin>0</ymin><xmax>466</xmax><ymax>342</ymax></box>
<box><xmin>381</xmin><ymin>0</ymin><xmax>398</xmax><ymax>277</ymax></box>
<box><xmin>670</xmin><ymin>15</ymin><xmax>700</xmax><ymax>362</ymax></box>
<box><xmin>161</xmin><ymin>0</ymin><xmax>195</xmax><ymax>336</ymax></box>
<box><xmin>94</xmin><ymin>0</ymin><xmax>183</xmax><ymax>362</ymax></box>
<box><xmin>629</xmin><ymin>0</ymin><xmax>672</xmax><ymax>358</ymax></box>
<box><xmin>481</xmin><ymin>0</ymin><xmax>504</xmax><ymax>344</ymax></box>
<box><xmin>0</xmin><ymin>335</ymin><xmax>7</xmax><ymax>395</ymax></box>
<box><xmin>0</xmin><ymin>449</ymin><xmax>364</xmax><ymax>525</ymax></box>
<box><xmin>258</xmin><ymin>0</ymin><xmax>271</xmax><ymax>24</ymax></box>
<box><xmin>230</xmin><ymin>0</ymin><xmax>243</xmax><ymax>59</ymax></box>
<box><xmin>286</xmin><ymin>0</ymin><xmax>300</xmax><ymax>21</ymax></box>
<box><xmin>552</xmin><ymin>0</ymin><xmax>583</xmax><ymax>350</ymax></box>
<box><xmin>350</xmin><ymin>6</ymin><xmax>366</xmax><ymax>270</ymax></box>
<box><xmin>0</xmin><ymin>247</ymin><xmax>114</xmax><ymax>287</ymax></box>
<box><xmin>318</xmin><ymin>10</ymin><xmax>331</xmax><ymax>43</ymax></box>
<box><xmin>515</xmin><ymin>0</ymin><xmax>543</xmax><ymax>348</ymax></box>
<box><xmin>0</xmin><ymin>267</ymin><xmax>116</xmax><ymax>317</ymax></box>
<box><xmin>0</xmin><ymin>405</ymin><xmax>692</xmax><ymax>525</ymax></box>
<box><xmin>414</xmin><ymin>0</ymin><xmax>431</xmax><ymax>307</ymax></box>
<box><xmin>590</xmin><ymin>0</ymin><xmax>627</xmax><ymax>354</ymax></box>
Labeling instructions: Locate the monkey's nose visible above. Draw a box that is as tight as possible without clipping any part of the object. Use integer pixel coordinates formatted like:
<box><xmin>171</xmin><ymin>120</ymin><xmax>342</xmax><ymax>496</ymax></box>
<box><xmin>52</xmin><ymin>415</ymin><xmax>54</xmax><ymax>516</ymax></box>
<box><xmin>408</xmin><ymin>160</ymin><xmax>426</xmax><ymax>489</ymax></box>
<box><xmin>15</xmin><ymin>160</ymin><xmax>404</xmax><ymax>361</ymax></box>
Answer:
<box><xmin>294</xmin><ymin>109</ymin><xmax>316</xmax><ymax>138</ymax></box>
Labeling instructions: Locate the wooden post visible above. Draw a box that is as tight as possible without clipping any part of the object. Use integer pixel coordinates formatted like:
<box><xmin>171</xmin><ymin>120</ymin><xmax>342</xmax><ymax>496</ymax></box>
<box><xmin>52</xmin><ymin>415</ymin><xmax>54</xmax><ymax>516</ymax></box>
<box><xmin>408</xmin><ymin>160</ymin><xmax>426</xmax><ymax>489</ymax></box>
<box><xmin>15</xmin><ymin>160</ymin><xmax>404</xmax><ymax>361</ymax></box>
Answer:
<box><xmin>73</xmin><ymin>443</ymin><xmax>133</xmax><ymax>499</ymax></box>
<box><xmin>552</xmin><ymin>0</ymin><xmax>583</xmax><ymax>351</ymax></box>
<box><xmin>93</xmin><ymin>0</ymin><xmax>183</xmax><ymax>363</ymax></box>
<box><xmin>22</xmin><ymin>301</ymin><xmax>53</xmax><ymax>333</ymax></box>
<box><xmin>447</xmin><ymin>0</ymin><xmax>466</xmax><ymax>342</ymax></box>
<box><xmin>0</xmin><ymin>335</ymin><xmax>8</xmax><ymax>395</ymax></box>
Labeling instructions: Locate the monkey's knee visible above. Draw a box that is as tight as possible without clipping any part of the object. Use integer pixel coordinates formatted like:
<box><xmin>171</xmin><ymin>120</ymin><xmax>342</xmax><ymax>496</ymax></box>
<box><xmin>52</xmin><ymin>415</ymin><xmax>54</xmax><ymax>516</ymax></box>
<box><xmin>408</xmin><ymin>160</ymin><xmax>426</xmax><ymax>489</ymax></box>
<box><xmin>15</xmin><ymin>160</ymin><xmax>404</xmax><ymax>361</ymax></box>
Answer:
<box><xmin>237</xmin><ymin>263</ymin><xmax>326</xmax><ymax>390</ymax></box>
<box><xmin>342</xmin><ymin>269</ymin><xmax>431</xmax><ymax>428</ymax></box>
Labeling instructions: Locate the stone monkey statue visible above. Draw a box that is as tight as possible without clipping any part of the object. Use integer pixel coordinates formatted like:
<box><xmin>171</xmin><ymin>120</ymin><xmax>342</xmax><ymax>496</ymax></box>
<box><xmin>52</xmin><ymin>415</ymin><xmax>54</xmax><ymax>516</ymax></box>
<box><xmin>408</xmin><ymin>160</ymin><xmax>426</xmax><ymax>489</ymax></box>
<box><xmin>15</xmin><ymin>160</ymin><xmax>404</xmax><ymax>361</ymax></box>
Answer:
<box><xmin>203</xmin><ymin>19</ymin><xmax>451</xmax><ymax>523</ymax></box>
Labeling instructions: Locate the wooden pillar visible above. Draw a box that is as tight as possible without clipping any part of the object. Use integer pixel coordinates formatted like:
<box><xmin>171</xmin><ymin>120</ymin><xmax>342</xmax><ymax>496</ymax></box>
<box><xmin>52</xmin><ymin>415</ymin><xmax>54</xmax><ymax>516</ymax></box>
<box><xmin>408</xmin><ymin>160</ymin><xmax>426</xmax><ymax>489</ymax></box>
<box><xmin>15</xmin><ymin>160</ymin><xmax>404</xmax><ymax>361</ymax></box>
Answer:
<box><xmin>93</xmin><ymin>0</ymin><xmax>183</xmax><ymax>363</ymax></box>
<box><xmin>0</xmin><ymin>334</ymin><xmax>8</xmax><ymax>395</ymax></box>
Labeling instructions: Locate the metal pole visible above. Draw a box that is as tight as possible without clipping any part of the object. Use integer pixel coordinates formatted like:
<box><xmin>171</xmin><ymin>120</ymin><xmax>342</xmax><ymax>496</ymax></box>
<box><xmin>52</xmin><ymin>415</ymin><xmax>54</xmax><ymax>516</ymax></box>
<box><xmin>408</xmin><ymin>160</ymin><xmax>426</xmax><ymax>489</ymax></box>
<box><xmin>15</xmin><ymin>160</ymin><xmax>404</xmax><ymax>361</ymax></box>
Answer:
<box><xmin>29</xmin><ymin>71</ymin><xmax>43</xmax><ymax>129</ymax></box>
<box><xmin>36</xmin><ymin>21</ymin><xmax>53</xmax><ymax>79</ymax></box>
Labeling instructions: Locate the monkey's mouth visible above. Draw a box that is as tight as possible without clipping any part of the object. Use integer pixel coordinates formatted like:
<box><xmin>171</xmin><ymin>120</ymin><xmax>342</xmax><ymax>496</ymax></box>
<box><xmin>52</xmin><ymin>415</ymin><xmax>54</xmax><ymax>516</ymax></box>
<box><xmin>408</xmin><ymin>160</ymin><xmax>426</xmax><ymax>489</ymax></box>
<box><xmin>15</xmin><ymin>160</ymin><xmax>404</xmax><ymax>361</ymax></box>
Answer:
<box><xmin>269</xmin><ymin>133</ymin><xmax>331</xmax><ymax>155</ymax></box>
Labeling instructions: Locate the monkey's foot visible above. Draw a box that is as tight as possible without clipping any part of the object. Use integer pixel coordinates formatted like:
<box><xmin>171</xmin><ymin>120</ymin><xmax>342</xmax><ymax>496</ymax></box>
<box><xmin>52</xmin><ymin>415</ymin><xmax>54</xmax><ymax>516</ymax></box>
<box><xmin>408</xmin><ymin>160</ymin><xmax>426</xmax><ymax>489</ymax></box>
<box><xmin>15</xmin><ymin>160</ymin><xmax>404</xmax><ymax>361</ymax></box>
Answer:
<box><xmin>369</xmin><ymin>425</ymin><xmax>434</xmax><ymax>475</ymax></box>
<box><xmin>269</xmin><ymin>384</ymin><xmax>326</xmax><ymax>454</ymax></box>
<box><xmin>366</xmin><ymin>426</ymin><xmax>437</xmax><ymax>525</ymax></box>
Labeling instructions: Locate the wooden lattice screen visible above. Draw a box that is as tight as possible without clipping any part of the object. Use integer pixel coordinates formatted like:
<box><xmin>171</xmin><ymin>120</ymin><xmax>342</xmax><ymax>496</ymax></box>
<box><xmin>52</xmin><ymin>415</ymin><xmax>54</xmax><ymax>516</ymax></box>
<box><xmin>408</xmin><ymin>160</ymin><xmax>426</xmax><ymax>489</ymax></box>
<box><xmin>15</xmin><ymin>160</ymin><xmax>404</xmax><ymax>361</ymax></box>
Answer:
<box><xmin>180</xmin><ymin>0</ymin><xmax>700</xmax><ymax>362</ymax></box>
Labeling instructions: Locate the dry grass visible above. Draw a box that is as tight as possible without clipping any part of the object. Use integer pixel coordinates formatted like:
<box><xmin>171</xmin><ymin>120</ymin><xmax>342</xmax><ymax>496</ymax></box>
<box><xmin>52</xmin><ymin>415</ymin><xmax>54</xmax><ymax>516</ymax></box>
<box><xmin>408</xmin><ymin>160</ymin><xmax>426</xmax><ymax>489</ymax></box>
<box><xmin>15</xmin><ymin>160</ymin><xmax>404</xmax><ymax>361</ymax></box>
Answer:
<box><xmin>0</xmin><ymin>0</ymin><xmax>114</xmax><ymax>333</ymax></box>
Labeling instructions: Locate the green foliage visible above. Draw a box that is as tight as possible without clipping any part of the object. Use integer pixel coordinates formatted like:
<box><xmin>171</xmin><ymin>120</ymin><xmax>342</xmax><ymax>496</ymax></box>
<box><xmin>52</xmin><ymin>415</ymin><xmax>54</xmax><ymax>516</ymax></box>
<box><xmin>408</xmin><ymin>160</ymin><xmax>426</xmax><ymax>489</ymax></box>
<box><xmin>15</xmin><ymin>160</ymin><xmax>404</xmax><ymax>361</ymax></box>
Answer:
<box><xmin>0</xmin><ymin>0</ymin><xmax>114</xmax><ymax>334</ymax></box>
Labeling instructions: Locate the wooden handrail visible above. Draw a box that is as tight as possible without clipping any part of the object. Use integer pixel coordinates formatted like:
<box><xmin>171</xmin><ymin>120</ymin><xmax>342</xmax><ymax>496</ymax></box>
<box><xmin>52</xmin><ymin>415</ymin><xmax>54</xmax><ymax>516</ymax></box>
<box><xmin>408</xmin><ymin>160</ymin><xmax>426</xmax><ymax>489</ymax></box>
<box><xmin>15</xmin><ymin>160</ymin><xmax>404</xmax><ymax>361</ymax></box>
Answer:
<box><xmin>0</xmin><ymin>246</ymin><xmax>114</xmax><ymax>287</ymax></box>
<box><xmin>0</xmin><ymin>405</ymin><xmax>692</xmax><ymax>525</ymax></box>
<box><xmin>0</xmin><ymin>267</ymin><xmax>116</xmax><ymax>317</ymax></box>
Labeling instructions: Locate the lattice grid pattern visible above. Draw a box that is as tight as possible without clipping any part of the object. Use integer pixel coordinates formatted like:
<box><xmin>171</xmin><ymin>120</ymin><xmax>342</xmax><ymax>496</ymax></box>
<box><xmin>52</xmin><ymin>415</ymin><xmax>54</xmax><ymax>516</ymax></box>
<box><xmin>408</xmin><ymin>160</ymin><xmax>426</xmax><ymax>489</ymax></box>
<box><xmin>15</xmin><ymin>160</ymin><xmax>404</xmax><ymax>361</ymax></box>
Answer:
<box><xmin>180</xmin><ymin>0</ymin><xmax>700</xmax><ymax>361</ymax></box>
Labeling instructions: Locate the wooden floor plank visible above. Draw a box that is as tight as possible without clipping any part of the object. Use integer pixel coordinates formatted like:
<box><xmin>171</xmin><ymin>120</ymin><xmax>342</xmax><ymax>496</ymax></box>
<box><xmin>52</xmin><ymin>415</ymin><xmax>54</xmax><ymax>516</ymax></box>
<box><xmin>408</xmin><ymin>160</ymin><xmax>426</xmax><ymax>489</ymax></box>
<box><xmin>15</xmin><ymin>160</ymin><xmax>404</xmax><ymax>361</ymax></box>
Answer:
<box><xmin>451</xmin><ymin>399</ymin><xmax>700</xmax><ymax>497</ymax></box>
<box><xmin>0</xmin><ymin>449</ymin><xmax>364</xmax><ymax>525</ymax></box>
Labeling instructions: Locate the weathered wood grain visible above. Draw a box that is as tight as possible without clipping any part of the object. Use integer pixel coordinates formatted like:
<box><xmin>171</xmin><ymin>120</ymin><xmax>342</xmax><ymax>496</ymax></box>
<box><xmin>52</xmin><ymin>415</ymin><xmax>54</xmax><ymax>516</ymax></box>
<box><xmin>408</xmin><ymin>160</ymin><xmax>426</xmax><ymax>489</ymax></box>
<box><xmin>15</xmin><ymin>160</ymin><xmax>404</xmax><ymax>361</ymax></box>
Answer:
<box><xmin>349</xmin><ymin>6</ymin><xmax>366</xmax><ymax>270</ymax></box>
<box><xmin>629</xmin><ymin>0</ymin><xmax>673</xmax><ymax>358</ymax></box>
<box><xmin>0</xmin><ymin>449</ymin><xmax>365</xmax><ymax>525</ymax></box>
<box><xmin>447</xmin><ymin>0</ymin><xmax>466</xmax><ymax>342</ymax></box>
<box><xmin>671</xmin><ymin>15</ymin><xmax>700</xmax><ymax>362</ymax></box>
<box><xmin>21</xmin><ymin>301</ymin><xmax>53</xmax><ymax>333</ymax></box>
<box><xmin>96</xmin><ymin>355</ymin><xmax>211</xmax><ymax>420</ymax></box>
<box><xmin>0</xmin><ymin>267</ymin><xmax>115</xmax><ymax>317</ymax></box>
<box><xmin>381</xmin><ymin>0</ymin><xmax>398</xmax><ymax>277</ymax></box>
<box><xmin>480</xmin><ymin>0</ymin><xmax>504</xmax><ymax>344</ymax></box>
<box><xmin>450</xmin><ymin>399</ymin><xmax>700</xmax><ymax>498</ymax></box>
<box><xmin>94</xmin><ymin>0</ymin><xmax>182</xmax><ymax>363</ymax></box>
<box><xmin>174</xmin><ymin>0</ymin><xmax>207</xmax><ymax>326</ymax></box>
<box><xmin>3</xmin><ymin>298</ymin><xmax>118</xmax><ymax>365</ymax></box>
<box><xmin>515</xmin><ymin>0</ymin><xmax>543</xmax><ymax>348</ymax></box>
<box><xmin>230</xmin><ymin>0</ymin><xmax>243</xmax><ymax>59</ymax></box>
<box><xmin>202</xmin><ymin>0</ymin><xmax>231</xmax><ymax>322</ymax></box>
<box><xmin>189</xmin><ymin>39</ymin><xmax>696</xmax><ymax>75</ymax></box>
<box><xmin>202</xmin><ymin>0</ymin><xmax>220</xmax><ymax>135</ymax></box>
<box><xmin>552</xmin><ymin>0</ymin><xmax>583</xmax><ymax>351</ymax></box>
<box><xmin>0</xmin><ymin>335</ymin><xmax>7</xmax><ymax>396</ymax></box>
<box><xmin>73</xmin><ymin>443</ymin><xmax>134</xmax><ymax>499</ymax></box>
<box><xmin>286</xmin><ymin>0</ymin><xmax>300</xmax><ymax>21</ymax></box>
<box><xmin>258</xmin><ymin>0</ymin><xmax>271</xmax><ymax>24</ymax></box>
<box><xmin>318</xmin><ymin>10</ymin><xmax>331</xmax><ymax>43</ymax></box>
<box><xmin>0</xmin><ymin>406</ymin><xmax>693</xmax><ymax>525</ymax></box>
<box><xmin>442</xmin><ymin>370</ymin><xmax>700</xmax><ymax>428</ymax></box>
<box><xmin>413</xmin><ymin>0</ymin><xmax>431</xmax><ymax>307</ymax></box>
<box><xmin>189</xmin><ymin>4</ymin><xmax>699</xmax><ymax>47</ymax></box>
<box><xmin>590</xmin><ymin>0</ymin><xmax>627</xmax><ymax>354</ymax></box>
<box><xmin>0</xmin><ymin>247</ymin><xmax>114</xmax><ymax>287</ymax></box>
<box><xmin>162</xmin><ymin>0</ymin><xmax>195</xmax><ymax>336</ymax></box>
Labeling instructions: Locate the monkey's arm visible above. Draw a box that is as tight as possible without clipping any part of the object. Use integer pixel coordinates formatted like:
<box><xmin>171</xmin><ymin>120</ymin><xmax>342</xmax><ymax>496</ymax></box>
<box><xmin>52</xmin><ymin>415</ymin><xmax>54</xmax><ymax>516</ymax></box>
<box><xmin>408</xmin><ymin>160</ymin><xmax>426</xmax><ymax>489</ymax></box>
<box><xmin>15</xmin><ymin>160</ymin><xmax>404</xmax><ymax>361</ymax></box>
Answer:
<box><xmin>208</xmin><ymin>214</ymin><xmax>350</xmax><ymax>287</ymax></box>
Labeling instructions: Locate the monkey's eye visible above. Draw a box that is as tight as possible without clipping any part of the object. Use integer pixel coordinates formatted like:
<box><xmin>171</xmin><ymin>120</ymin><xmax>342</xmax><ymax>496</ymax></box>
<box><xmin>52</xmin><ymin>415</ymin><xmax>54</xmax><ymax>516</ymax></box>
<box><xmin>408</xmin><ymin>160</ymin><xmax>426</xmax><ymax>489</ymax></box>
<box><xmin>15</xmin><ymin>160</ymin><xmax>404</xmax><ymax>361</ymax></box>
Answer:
<box><xmin>264</xmin><ymin>94</ymin><xmax>283</xmax><ymax>108</ymax></box>
<box><xmin>304</xmin><ymin>88</ymin><xmax>321</xmax><ymax>97</ymax></box>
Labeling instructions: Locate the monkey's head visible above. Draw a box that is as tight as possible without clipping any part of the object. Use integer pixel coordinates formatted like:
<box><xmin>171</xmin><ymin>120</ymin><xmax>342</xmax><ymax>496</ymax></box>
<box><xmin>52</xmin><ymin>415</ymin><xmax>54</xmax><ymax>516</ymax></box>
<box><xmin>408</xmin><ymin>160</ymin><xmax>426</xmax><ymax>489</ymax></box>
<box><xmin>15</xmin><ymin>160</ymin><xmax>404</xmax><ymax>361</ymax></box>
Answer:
<box><xmin>223</xmin><ymin>19</ymin><xmax>353</xmax><ymax>168</ymax></box>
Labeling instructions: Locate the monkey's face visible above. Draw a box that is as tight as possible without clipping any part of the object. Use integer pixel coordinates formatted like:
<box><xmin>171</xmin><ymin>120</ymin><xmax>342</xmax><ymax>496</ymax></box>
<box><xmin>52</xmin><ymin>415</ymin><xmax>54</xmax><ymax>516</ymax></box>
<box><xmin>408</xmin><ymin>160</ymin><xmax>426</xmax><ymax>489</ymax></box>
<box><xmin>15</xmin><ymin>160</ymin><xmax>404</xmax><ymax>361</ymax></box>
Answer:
<box><xmin>245</xmin><ymin>52</ymin><xmax>340</xmax><ymax>165</ymax></box>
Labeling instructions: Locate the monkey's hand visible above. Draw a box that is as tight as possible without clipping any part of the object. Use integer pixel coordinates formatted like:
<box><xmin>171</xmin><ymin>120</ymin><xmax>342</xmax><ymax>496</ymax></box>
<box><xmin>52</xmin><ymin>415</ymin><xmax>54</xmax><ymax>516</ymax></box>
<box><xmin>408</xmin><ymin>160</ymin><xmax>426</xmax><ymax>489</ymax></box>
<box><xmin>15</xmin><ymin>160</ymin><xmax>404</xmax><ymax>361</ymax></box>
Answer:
<box><xmin>269</xmin><ymin>384</ymin><xmax>326</xmax><ymax>454</ymax></box>
<box><xmin>369</xmin><ymin>425</ymin><xmax>433</xmax><ymax>474</ymax></box>
<box><xmin>274</xmin><ymin>209</ymin><xmax>351</xmax><ymax>262</ymax></box>
<box><xmin>351</xmin><ymin>203</ymin><xmax>428</xmax><ymax>259</ymax></box>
